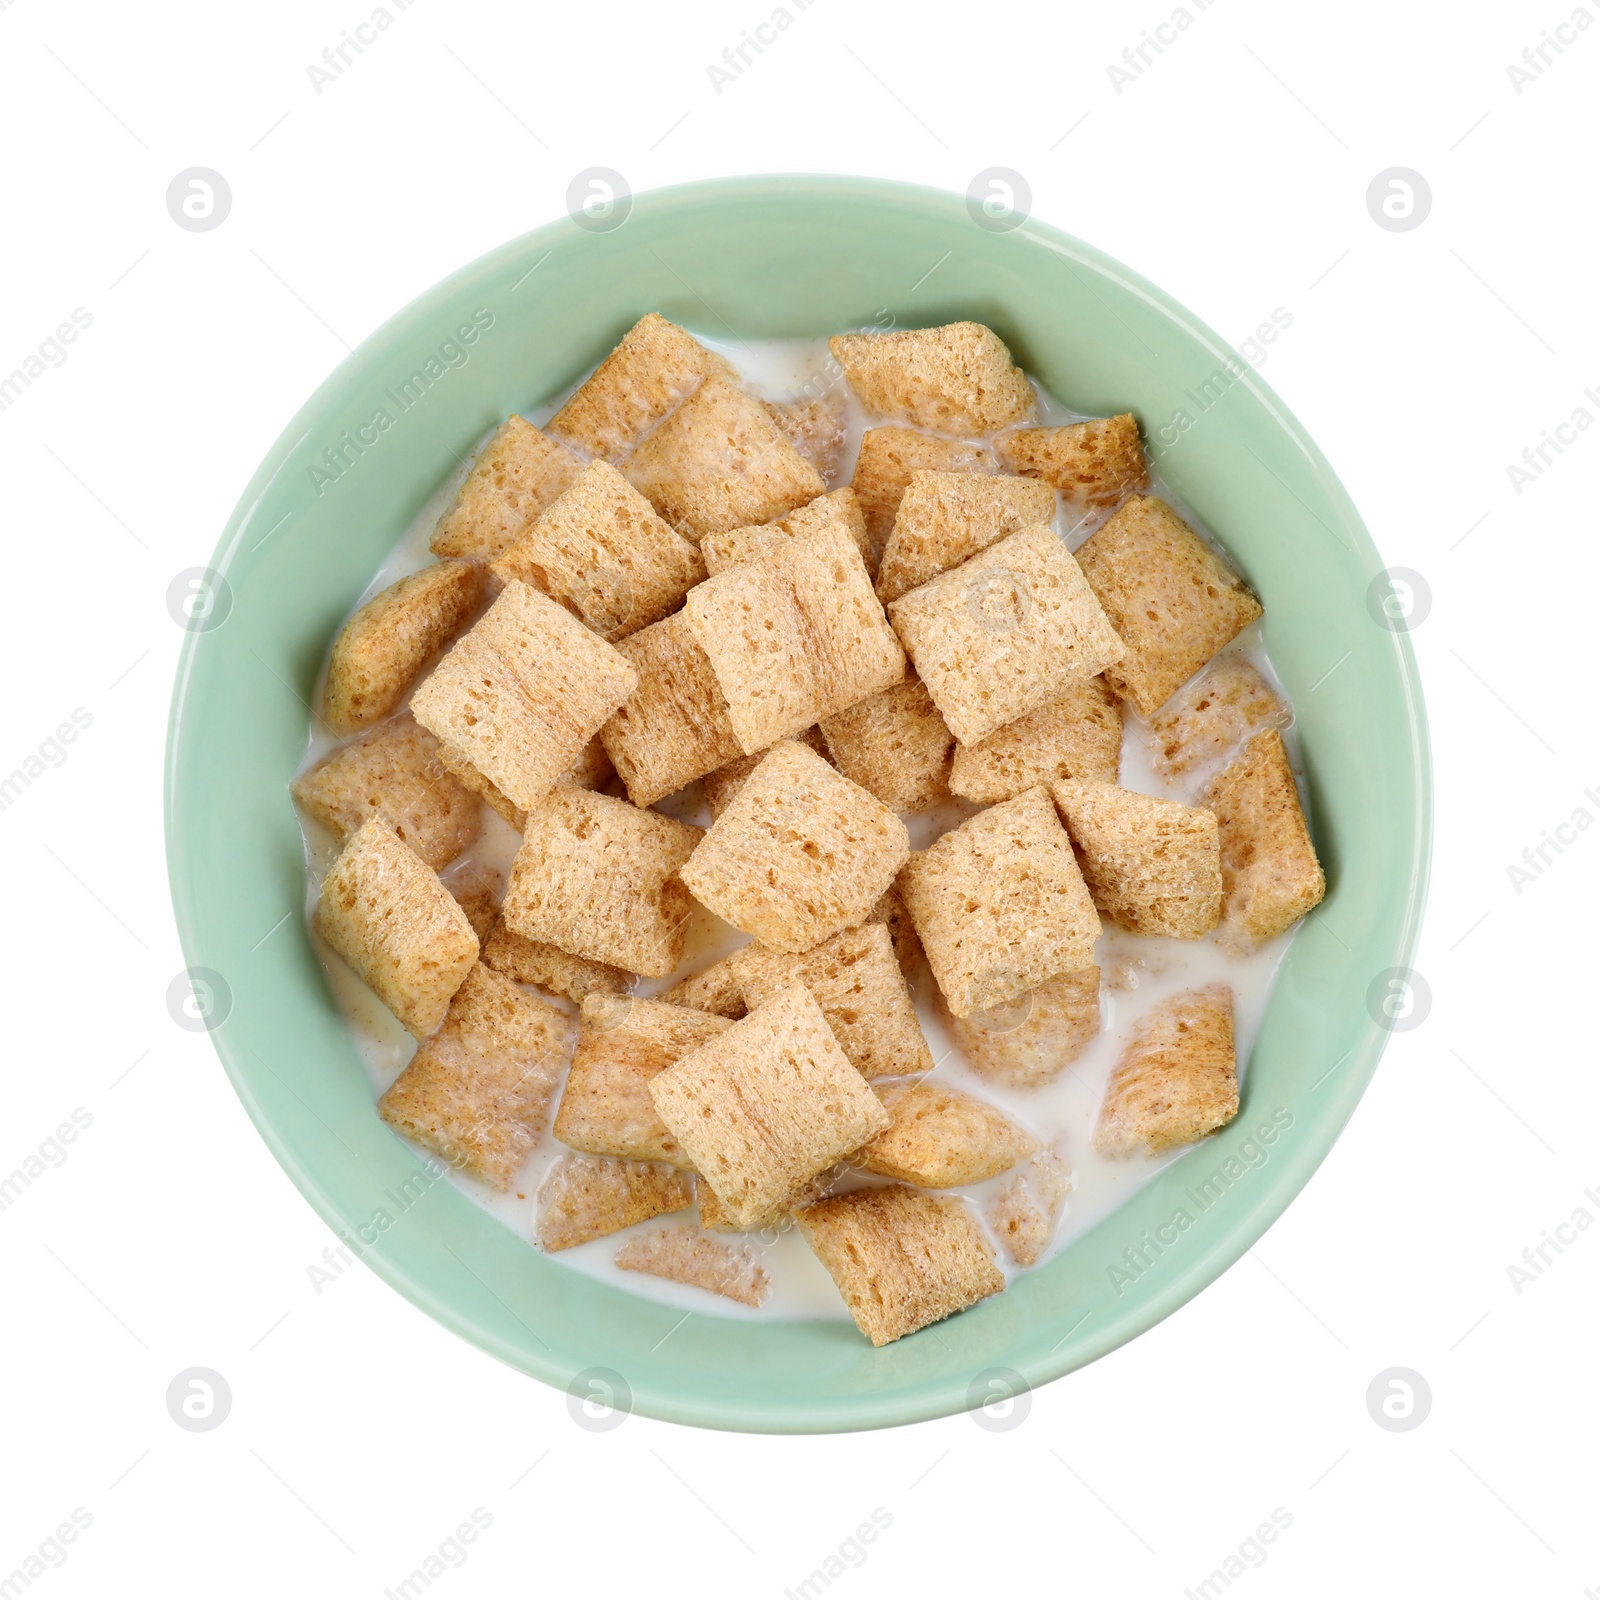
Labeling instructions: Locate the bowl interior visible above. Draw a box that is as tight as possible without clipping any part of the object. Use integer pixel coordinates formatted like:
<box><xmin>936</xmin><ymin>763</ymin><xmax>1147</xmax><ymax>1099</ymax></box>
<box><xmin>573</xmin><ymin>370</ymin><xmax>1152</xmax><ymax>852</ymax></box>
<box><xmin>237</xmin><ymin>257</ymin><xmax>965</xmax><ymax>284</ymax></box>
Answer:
<box><xmin>166</xmin><ymin>176</ymin><xmax>1429</xmax><ymax>1432</ymax></box>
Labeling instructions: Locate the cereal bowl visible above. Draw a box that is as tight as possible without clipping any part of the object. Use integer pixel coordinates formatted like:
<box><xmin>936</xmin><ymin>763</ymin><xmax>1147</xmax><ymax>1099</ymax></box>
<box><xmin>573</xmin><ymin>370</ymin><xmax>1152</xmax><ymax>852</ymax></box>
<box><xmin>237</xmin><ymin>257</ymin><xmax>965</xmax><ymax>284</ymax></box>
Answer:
<box><xmin>165</xmin><ymin>175</ymin><xmax>1430</xmax><ymax>1432</ymax></box>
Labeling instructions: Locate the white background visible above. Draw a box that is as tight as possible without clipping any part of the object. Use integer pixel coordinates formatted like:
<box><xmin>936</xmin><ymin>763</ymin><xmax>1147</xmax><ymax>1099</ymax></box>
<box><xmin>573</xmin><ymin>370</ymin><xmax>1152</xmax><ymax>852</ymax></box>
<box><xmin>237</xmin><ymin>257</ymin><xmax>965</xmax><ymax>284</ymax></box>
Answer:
<box><xmin>1</xmin><ymin>0</ymin><xmax>1596</xmax><ymax>1594</ymax></box>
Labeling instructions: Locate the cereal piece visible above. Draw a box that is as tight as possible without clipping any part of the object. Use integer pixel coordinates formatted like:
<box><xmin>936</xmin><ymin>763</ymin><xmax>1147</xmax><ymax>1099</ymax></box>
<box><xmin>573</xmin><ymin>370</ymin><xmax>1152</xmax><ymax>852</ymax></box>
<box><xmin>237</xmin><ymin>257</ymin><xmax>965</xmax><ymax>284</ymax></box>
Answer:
<box><xmin>683</xmin><ymin>518</ymin><xmax>905</xmax><ymax>753</ymax></box>
<box><xmin>948</xmin><ymin>677</ymin><xmax>1122</xmax><ymax>803</ymax></box>
<box><xmin>736</xmin><ymin>922</ymin><xmax>932</xmax><ymax>1080</ymax></box>
<box><xmin>546</xmin><ymin>313</ymin><xmax>732</xmax><ymax>462</ymax></box>
<box><xmin>1094</xmin><ymin>985</ymin><xmax>1239</xmax><ymax>1156</ymax></box>
<box><xmin>568</xmin><ymin>733</ymin><xmax>616</xmax><ymax>793</ymax></box>
<box><xmin>996</xmin><ymin>415</ymin><xmax>1149</xmax><ymax>512</ymax></box>
<box><xmin>429</xmin><ymin>417</ymin><xmax>584</xmax><ymax>562</ymax></box>
<box><xmin>767</xmin><ymin>393</ymin><xmax>849</xmax><ymax>484</ymax></box>
<box><xmin>377</xmin><ymin>963</ymin><xmax>574</xmax><ymax>1186</ymax></box>
<box><xmin>1075</xmin><ymin>496</ymin><xmax>1263</xmax><ymax>716</ymax></box>
<box><xmin>445</xmin><ymin>862</ymin><xmax>503</xmax><ymax>944</ymax></box>
<box><xmin>624</xmin><ymin>378</ymin><xmax>825</xmax><ymax>538</ymax></box>
<box><xmin>876</xmin><ymin>471</ymin><xmax>1058</xmax><ymax>604</ymax></box>
<box><xmin>700</xmin><ymin>726</ymin><xmax>830</xmax><ymax>820</ymax></box>
<box><xmin>989</xmin><ymin>1148</ymin><xmax>1074</xmax><ymax>1266</ymax></box>
<box><xmin>817</xmin><ymin>673</ymin><xmax>953</xmax><ymax>814</ymax></box>
<box><xmin>796</xmin><ymin>1185</ymin><xmax>1004</xmax><ymax>1346</ymax></box>
<box><xmin>680</xmin><ymin>741</ymin><xmax>910</xmax><ymax>955</ymax></box>
<box><xmin>433</xmin><ymin>740</ymin><xmax>526</xmax><ymax>831</ymax></box>
<box><xmin>649</xmin><ymin>984</ymin><xmax>891</xmax><ymax>1228</ymax></box>
<box><xmin>502</xmin><ymin>787</ymin><xmax>701</xmax><ymax>977</ymax></box>
<box><xmin>291</xmin><ymin>714</ymin><xmax>481</xmax><ymax>871</ymax></box>
<box><xmin>851</xmin><ymin>426</ymin><xmax>1000</xmax><ymax>567</ymax></box>
<box><xmin>480</xmin><ymin>917</ymin><xmax>631</xmax><ymax>1003</ymax></box>
<box><xmin>1205</xmin><ymin>729</ymin><xmax>1326</xmax><ymax>948</ymax></box>
<box><xmin>695</xmin><ymin>1176</ymin><xmax>815</xmax><ymax>1233</ymax></box>
<box><xmin>553</xmin><ymin>995</ymin><xmax>731</xmax><ymax>1164</ymax></box>
<box><xmin>1147</xmin><ymin>656</ymin><xmax>1290</xmax><ymax>782</ymax></box>
<box><xmin>534</xmin><ymin>1153</ymin><xmax>695</xmax><ymax>1251</ymax></box>
<box><xmin>314</xmin><ymin>818</ymin><xmax>479</xmax><ymax>1037</ymax></box>
<box><xmin>699</xmin><ymin>487</ymin><xmax>870</xmax><ymax>575</ymax></box>
<box><xmin>897</xmin><ymin>787</ymin><xmax>1099</xmax><ymax>1018</ymax></box>
<box><xmin>598</xmin><ymin>613</ymin><xmax>743</xmax><ymax>808</ymax></box>
<box><xmin>614</xmin><ymin>1222</ymin><xmax>770</xmax><ymax>1306</ymax></box>
<box><xmin>868</xmin><ymin>885</ymin><xmax>922</xmax><ymax>977</ymax></box>
<box><xmin>658</xmin><ymin>948</ymin><xmax>756</xmax><ymax>1019</ymax></box>
<box><xmin>490</xmin><ymin>460</ymin><xmax>706</xmax><ymax>642</ymax></box>
<box><xmin>888</xmin><ymin>525</ymin><xmax>1126</xmax><ymax>745</ymax></box>
<box><xmin>854</xmin><ymin>1081</ymin><xmax>1038</xmax><ymax>1187</ymax></box>
<box><xmin>829</xmin><ymin>322</ymin><xmax>1035</xmax><ymax>435</ymax></box>
<box><xmin>938</xmin><ymin>967</ymin><xmax>1101</xmax><ymax>1089</ymax></box>
<box><xmin>323</xmin><ymin>560</ymin><xmax>485</xmax><ymax>733</ymax></box>
<box><xmin>1052</xmin><ymin>780</ymin><xmax>1222</xmax><ymax>940</ymax></box>
<box><xmin>410</xmin><ymin>580</ymin><xmax>638</xmax><ymax>816</ymax></box>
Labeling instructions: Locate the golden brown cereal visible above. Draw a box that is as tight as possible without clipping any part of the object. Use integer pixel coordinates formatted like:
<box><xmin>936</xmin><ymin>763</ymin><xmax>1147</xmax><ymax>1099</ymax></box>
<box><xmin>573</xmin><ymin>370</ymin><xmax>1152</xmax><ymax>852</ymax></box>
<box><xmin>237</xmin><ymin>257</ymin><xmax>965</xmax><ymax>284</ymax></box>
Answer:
<box><xmin>658</xmin><ymin>948</ymin><xmax>757</xmax><ymax>1019</ymax></box>
<box><xmin>614</xmin><ymin>1222</ymin><xmax>770</xmax><ymax>1306</ymax></box>
<box><xmin>480</xmin><ymin>918</ymin><xmax>631</xmax><ymax>1003</ymax></box>
<box><xmin>897</xmin><ymin>787</ymin><xmax>1099</xmax><ymax>1017</ymax></box>
<box><xmin>1147</xmin><ymin>656</ymin><xmax>1290</xmax><ymax>783</ymax></box>
<box><xmin>850</xmin><ymin>426</ymin><xmax>1000</xmax><ymax>569</ymax></box>
<box><xmin>817</xmin><ymin>673</ymin><xmax>954</xmax><ymax>814</ymax></box>
<box><xmin>1094</xmin><ymin>985</ymin><xmax>1239</xmax><ymax>1156</ymax></box>
<box><xmin>938</xmin><ymin>966</ymin><xmax>1101</xmax><ymax>1089</ymax></box>
<box><xmin>700</xmin><ymin>726</ymin><xmax>831</xmax><ymax>820</ymax></box>
<box><xmin>948</xmin><ymin>677</ymin><xmax>1122</xmax><ymax>803</ymax></box>
<box><xmin>680</xmin><ymin>741</ymin><xmax>910</xmax><ymax>955</ymax></box>
<box><xmin>853</xmin><ymin>1080</ymin><xmax>1039</xmax><ymax>1187</ymax></box>
<box><xmin>996</xmin><ymin>415</ymin><xmax>1148</xmax><ymax>513</ymax></box>
<box><xmin>430</xmin><ymin>417</ymin><xmax>584</xmax><ymax>562</ymax></box>
<box><xmin>699</xmin><ymin>487</ymin><xmax>870</xmax><ymax>575</ymax></box>
<box><xmin>1075</xmin><ymin>496</ymin><xmax>1263</xmax><ymax>716</ymax></box>
<box><xmin>313</xmin><ymin>818</ymin><xmax>479</xmax><ymax>1037</ymax></box>
<box><xmin>534</xmin><ymin>1153</ymin><xmax>695</xmax><ymax>1251</ymax></box>
<box><xmin>324</xmin><ymin>561</ymin><xmax>485</xmax><ymax>733</ymax></box>
<box><xmin>377</xmin><ymin>963</ymin><xmax>575</xmax><ymax>1186</ymax></box>
<box><xmin>829</xmin><ymin>322</ymin><xmax>1035</xmax><ymax>434</ymax></box>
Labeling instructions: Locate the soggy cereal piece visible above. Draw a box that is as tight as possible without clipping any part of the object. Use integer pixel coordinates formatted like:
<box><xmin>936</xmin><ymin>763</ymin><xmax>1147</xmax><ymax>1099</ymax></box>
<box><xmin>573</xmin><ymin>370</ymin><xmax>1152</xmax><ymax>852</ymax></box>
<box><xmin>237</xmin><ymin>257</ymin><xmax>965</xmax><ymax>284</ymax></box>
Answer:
<box><xmin>851</xmin><ymin>427</ymin><xmax>1000</xmax><ymax>568</ymax></box>
<box><xmin>546</xmin><ymin>313</ymin><xmax>733</xmax><ymax>463</ymax></box>
<box><xmin>996</xmin><ymin>415</ymin><xmax>1148</xmax><ymax>513</ymax></box>
<box><xmin>700</xmin><ymin>726</ymin><xmax>830</xmax><ymax>820</ymax></box>
<box><xmin>1094</xmin><ymin>985</ymin><xmax>1238</xmax><ymax>1156</ymax></box>
<box><xmin>829</xmin><ymin>323</ymin><xmax>1035</xmax><ymax>435</ymax></box>
<box><xmin>948</xmin><ymin>677</ymin><xmax>1122</xmax><ymax>803</ymax></box>
<box><xmin>684</xmin><ymin>516</ymin><xmax>905</xmax><ymax>752</ymax></box>
<box><xmin>323</xmin><ymin>560</ymin><xmax>485</xmax><ymax>733</ymax></box>
<box><xmin>888</xmin><ymin>525</ymin><xmax>1126</xmax><ymax>746</ymax></box>
<box><xmin>534</xmin><ymin>1152</ymin><xmax>695</xmax><ymax>1251</ymax></box>
<box><xmin>650</xmin><ymin>984</ymin><xmax>891</xmax><ymax>1227</ymax></box>
<box><xmin>796</xmin><ymin>1185</ymin><xmax>1004</xmax><ymax>1346</ymax></box>
<box><xmin>818</xmin><ymin>673</ymin><xmax>954</xmax><ymax>814</ymax></box>
<box><xmin>314</xmin><ymin>819</ymin><xmax>479</xmax><ymax>1037</ymax></box>
<box><xmin>502</xmin><ymin>787</ymin><xmax>701</xmax><ymax>977</ymax></box>
<box><xmin>1052</xmin><ymin>780</ymin><xmax>1222</xmax><ymax>940</ymax></box>
<box><xmin>658</xmin><ymin>948</ymin><xmax>757</xmax><ymax>1019</ymax></box>
<box><xmin>1075</xmin><ymin>496</ymin><xmax>1263</xmax><ymax>716</ymax></box>
<box><xmin>854</xmin><ymin>1080</ymin><xmax>1038</xmax><ymax>1187</ymax></box>
<box><xmin>480</xmin><ymin>917</ymin><xmax>631</xmax><ymax>1003</ymax></box>
<box><xmin>615</xmin><ymin>1222</ymin><xmax>770</xmax><ymax>1306</ymax></box>
<box><xmin>377</xmin><ymin>963</ymin><xmax>574</xmax><ymax>1186</ymax></box>
<box><xmin>868</xmin><ymin>884</ymin><xmax>923</xmax><ymax>977</ymax></box>
<box><xmin>490</xmin><ymin>459</ymin><xmax>705</xmax><ymax>643</ymax></box>
<box><xmin>445</xmin><ymin>862</ymin><xmax>503</xmax><ymax>945</ymax></box>
<box><xmin>699</xmin><ymin>487</ymin><xmax>870</xmax><ymax>575</ymax></box>
<box><xmin>680</xmin><ymin>741</ymin><xmax>910</xmax><ymax>954</ymax></box>
<box><xmin>292</xmin><ymin>714</ymin><xmax>482</xmax><ymax>871</ymax></box>
<box><xmin>598</xmin><ymin>613</ymin><xmax>744</xmax><ymax>808</ymax></box>
<box><xmin>767</xmin><ymin>393</ymin><xmax>849</xmax><ymax>484</ymax></box>
<box><xmin>1147</xmin><ymin>656</ymin><xmax>1290</xmax><ymax>782</ymax></box>
<box><xmin>736</xmin><ymin>922</ymin><xmax>932</xmax><ymax>1080</ymax></box>
<box><xmin>624</xmin><ymin>378</ymin><xmax>826</xmax><ymax>538</ymax></box>
<box><xmin>410</xmin><ymin>580</ymin><xmax>638</xmax><ymax>815</ymax></box>
<box><xmin>989</xmin><ymin>1148</ymin><xmax>1074</xmax><ymax>1266</ymax></box>
<box><xmin>553</xmin><ymin>996</ymin><xmax>732</xmax><ymax>1164</ymax></box>
<box><xmin>1205</xmin><ymin>729</ymin><xmax>1325</xmax><ymax>948</ymax></box>
<box><xmin>876</xmin><ymin>471</ymin><xmax>1058</xmax><ymax>604</ymax></box>
<box><xmin>897</xmin><ymin>787</ymin><xmax>1099</xmax><ymax>1018</ymax></box>
<box><xmin>938</xmin><ymin>966</ymin><xmax>1101</xmax><ymax>1089</ymax></box>
<box><xmin>430</xmin><ymin>417</ymin><xmax>585</xmax><ymax>562</ymax></box>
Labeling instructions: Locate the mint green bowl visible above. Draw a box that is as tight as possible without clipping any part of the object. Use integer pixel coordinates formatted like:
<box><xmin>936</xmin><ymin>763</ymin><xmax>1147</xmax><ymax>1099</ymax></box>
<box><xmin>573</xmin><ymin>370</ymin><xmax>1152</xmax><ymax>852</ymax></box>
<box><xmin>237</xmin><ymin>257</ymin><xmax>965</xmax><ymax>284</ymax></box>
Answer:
<box><xmin>165</xmin><ymin>175</ymin><xmax>1429</xmax><ymax>1432</ymax></box>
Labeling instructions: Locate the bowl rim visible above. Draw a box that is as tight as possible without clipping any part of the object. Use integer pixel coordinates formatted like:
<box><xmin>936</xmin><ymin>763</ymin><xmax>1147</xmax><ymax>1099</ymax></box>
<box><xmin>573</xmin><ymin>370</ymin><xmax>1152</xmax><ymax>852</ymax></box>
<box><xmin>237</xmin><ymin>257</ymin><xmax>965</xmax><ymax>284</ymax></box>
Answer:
<box><xmin>165</xmin><ymin>173</ymin><xmax>1432</xmax><ymax>1432</ymax></box>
